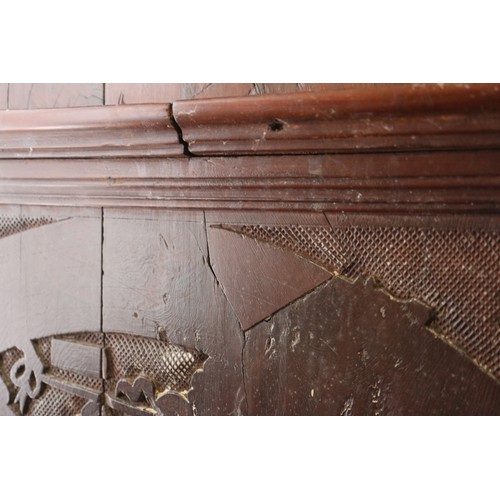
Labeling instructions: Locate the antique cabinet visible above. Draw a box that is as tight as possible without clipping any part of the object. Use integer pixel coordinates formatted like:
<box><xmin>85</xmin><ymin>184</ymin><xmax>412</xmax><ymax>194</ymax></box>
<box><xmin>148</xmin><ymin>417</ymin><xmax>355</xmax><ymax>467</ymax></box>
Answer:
<box><xmin>0</xmin><ymin>83</ymin><xmax>499</xmax><ymax>415</ymax></box>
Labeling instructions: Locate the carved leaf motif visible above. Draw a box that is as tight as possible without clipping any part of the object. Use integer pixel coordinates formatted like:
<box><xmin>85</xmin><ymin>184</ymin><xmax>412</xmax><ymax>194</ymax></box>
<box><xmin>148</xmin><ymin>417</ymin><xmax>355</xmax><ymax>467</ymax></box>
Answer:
<box><xmin>0</xmin><ymin>332</ymin><xmax>208</xmax><ymax>416</ymax></box>
<box><xmin>116</xmin><ymin>377</ymin><xmax>155</xmax><ymax>403</ymax></box>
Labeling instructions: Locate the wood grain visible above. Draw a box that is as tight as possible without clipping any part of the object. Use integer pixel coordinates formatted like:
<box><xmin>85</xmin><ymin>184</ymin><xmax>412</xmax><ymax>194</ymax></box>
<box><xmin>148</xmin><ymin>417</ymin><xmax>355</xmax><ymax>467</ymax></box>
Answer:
<box><xmin>50</xmin><ymin>338</ymin><xmax>102</xmax><ymax>379</ymax></box>
<box><xmin>103</xmin><ymin>209</ymin><xmax>246</xmax><ymax>415</ymax></box>
<box><xmin>104</xmin><ymin>83</ymin><xmax>256</xmax><ymax>104</ymax></box>
<box><xmin>0</xmin><ymin>104</ymin><xmax>183</xmax><ymax>158</ymax></box>
<box><xmin>207</xmin><ymin>224</ymin><xmax>331</xmax><ymax>330</ymax></box>
<box><xmin>104</xmin><ymin>83</ymin><xmax>393</xmax><ymax>105</ymax></box>
<box><xmin>0</xmin><ymin>83</ymin><xmax>498</xmax><ymax>416</ymax></box>
<box><xmin>0</xmin><ymin>207</ymin><xmax>101</xmax><ymax>415</ymax></box>
<box><xmin>0</xmin><ymin>208</ymin><xmax>101</xmax><ymax>354</ymax></box>
<box><xmin>0</xmin><ymin>84</ymin><xmax>7</xmax><ymax>110</ymax></box>
<box><xmin>173</xmin><ymin>84</ymin><xmax>500</xmax><ymax>155</ymax></box>
<box><xmin>0</xmin><ymin>151</ymin><xmax>498</xmax><ymax>212</ymax></box>
<box><xmin>7</xmin><ymin>83</ymin><xmax>103</xmax><ymax>110</ymax></box>
<box><xmin>245</xmin><ymin>278</ymin><xmax>500</xmax><ymax>415</ymax></box>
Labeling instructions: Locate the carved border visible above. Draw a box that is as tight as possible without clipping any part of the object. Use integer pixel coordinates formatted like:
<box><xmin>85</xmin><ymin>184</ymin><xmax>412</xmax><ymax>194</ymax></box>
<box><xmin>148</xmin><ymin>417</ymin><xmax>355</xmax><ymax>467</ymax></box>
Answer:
<box><xmin>1</xmin><ymin>85</ymin><xmax>500</xmax><ymax>160</ymax></box>
<box><xmin>0</xmin><ymin>151</ymin><xmax>498</xmax><ymax>212</ymax></box>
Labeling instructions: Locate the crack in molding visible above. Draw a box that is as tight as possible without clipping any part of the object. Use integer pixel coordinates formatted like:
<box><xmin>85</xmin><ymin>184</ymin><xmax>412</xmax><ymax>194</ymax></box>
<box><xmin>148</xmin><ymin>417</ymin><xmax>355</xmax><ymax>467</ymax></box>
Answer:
<box><xmin>170</xmin><ymin>102</ymin><xmax>192</xmax><ymax>157</ymax></box>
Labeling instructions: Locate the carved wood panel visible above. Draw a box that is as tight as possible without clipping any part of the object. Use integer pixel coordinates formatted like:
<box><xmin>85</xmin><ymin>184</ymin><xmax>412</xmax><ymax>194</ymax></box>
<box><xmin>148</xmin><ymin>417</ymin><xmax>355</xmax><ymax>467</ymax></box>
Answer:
<box><xmin>0</xmin><ymin>85</ymin><xmax>499</xmax><ymax>415</ymax></box>
<box><xmin>0</xmin><ymin>205</ymin><xmax>499</xmax><ymax>415</ymax></box>
<box><xmin>0</xmin><ymin>206</ymin><xmax>102</xmax><ymax>415</ymax></box>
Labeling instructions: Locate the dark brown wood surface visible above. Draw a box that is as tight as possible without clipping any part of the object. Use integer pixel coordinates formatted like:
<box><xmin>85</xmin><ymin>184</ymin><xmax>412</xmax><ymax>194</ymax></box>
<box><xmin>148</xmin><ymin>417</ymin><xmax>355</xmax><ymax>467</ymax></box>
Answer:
<box><xmin>6</xmin><ymin>85</ymin><xmax>500</xmax><ymax>159</ymax></box>
<box><xmin>0</xmin><ymin>104</ymin><xmax>183</xmax><ymax>158</ymax></box>
<box><xmin>0</xmin><ymin>84</ymin><xmax>7</xmax><ymax>110</ymax></box>
<box><xmin>0</xmin><ymin>206</ymin><xmax>101</xmax><ymax>354</ymax></box>
<box><xmin>0</xmin><ymin>83</ymin><xmax>498</xmax><ymax>416</ymax></box>
<box><xmin>0</xmin><ymin>151</ymin><xmax>498</xmax><ymax>212</ymax></box>
<box><xmin>7</xmin><ymin>83</ymin><xmax>103</xmax><ymax>110</ymax></box>
<box><xmin>102</xmin><ymin>209</ymin><xmax>245</xmax><ymax>415</ymax></box>
<box><xmin>244</xmin><ymin>278</ymin><xmax>500</xmax><ymax>415</ymax></box>
<box><xmin>0</xmin><ymin>206</ymin><xmax>101</xmax><ymax>415</ymax></box>
<box><xmin>207</xmin><ymin>223</ymin><xmax>331</xmax><ymax>330</ymax></box>
<box><xmin>103</xmin><ymin>83</ymin><xmax>386</xmax><ymax>105</ymax></box>
<box><xmin>174</xmin><ymin>84</ymin><xmax>500</xmax><ymax>155</ymax></box>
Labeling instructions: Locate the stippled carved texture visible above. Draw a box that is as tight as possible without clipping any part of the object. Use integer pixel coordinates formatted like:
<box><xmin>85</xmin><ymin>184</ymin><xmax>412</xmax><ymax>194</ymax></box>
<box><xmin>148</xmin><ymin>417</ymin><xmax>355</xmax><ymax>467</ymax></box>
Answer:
<box><xmin>34</xmin><ymin>334</ymin><xmax>104</xmax><ymax>390</ymax></box>
<box><xmin>28</xmin><ymin>334</ymin><xmax>104</xmax><ymax>416</ymax></box>
<box><xmin>105</xmin><ymin>333</ymin><xmax>208</xmax><ymax>395</ymax></box>
<box><xmin>223</xmin><ymin>223</ymin><xmax>500</xmax><ymax>382</ymax></box>
<box><xmin>29</xmin><ymin>387</ymin><xmax>88</xmax><ymax>416</ymax></box>
<box><xmin>0</xmin><ymin>332</ymin><xmax>207</xmax><ymax>415</ymax></box>
<box><xmin>0</xmin><ymin>215</ymin><xmax>56</xmax><ymax>238</ymax></box>
<box><xmin>0</xmin><ymin>346</ymin><xmax>24</xmax><ymax>400</ymax></box>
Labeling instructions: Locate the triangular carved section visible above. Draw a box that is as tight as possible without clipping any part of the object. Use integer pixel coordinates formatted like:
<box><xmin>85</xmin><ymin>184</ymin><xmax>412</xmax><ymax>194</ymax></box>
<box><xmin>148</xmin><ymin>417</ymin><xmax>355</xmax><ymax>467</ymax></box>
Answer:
<box><xmin>207</xmin><ymin>225</ymin><xmax>332</xmax><ymax>330</ymax></box>
<box><xmin>221</xmin><ymin>220</ymin><xmax>500</xmax><ymax>382</ymax></box>
<box><xmin>0</xmin><ymin>214</ymin><xmax>58</xmax><ymax>239</ymax></box>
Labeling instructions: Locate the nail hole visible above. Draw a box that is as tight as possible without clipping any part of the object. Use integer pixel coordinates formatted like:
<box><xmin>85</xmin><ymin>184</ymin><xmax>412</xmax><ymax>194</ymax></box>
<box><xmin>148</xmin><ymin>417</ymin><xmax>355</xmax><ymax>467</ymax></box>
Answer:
<box><xmin>268</xmin><ymin>119</ymin><xmax>284</xmax><ymax>132</ymax></box>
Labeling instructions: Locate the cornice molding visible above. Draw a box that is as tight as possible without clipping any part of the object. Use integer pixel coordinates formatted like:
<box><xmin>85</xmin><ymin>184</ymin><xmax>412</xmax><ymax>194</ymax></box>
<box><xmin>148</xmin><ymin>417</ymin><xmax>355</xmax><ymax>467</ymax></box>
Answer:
<box><xmin>0</xmin><ymin>86</ymin><xmax>499</xmax><ymax>211</ymax></box>
<box><xmin>0</xmin><ymin>152</ymin><xmax>498</xmax><ymax>212</ymax></box>
<box><xmin>173</xmin><ymin>84</ymin><xmax>500</xmax><ymax>155</ymax></box>
<box><xmin>1</xmin><ymin>85</ymin><xmax>500</xmax><ymax>159</ymax></box>
<box><xmin>0</xmin><ymin>104</ymin><xmax>184</xmax><ymax>158</ymax></box>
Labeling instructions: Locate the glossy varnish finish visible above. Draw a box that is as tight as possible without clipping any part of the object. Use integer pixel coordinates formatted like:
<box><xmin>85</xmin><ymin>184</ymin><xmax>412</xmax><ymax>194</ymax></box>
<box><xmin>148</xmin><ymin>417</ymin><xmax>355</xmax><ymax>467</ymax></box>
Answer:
<box><xmin>174</xmin><ymin>84</ymin><xmax>500</xmax><ymax>155</ymax></box>
<box><xmin>0</xmin><ymin>104</ymin><xmax>183</xmax><ymax>158</ymax></box>
<box><xmin>0</xmin><ymin>83</ymin><xmax>498</xmax><ymax>415</ymax></box>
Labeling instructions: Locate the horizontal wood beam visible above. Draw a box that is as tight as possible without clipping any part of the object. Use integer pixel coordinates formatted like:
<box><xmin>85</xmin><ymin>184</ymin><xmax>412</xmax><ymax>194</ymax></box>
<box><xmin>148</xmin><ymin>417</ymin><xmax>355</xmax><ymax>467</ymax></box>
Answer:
<box><xmin>1</xmin><ymin>85</ymin><xmax>500</xmax><ymax>159</ymax></box>
<box><xmin>0</xmin><ymin>104</ymin><xmax>184</xmax><ymax>158</ymax></box>
<box><xmin>174</xmin><ymin>84</ymin><xmax>500</xmax><ymax>155</ymax></box>
<box><xmin>0</xmin><ymin>152</ymin><xmax>498</xmax><ymax>212</ymax></box>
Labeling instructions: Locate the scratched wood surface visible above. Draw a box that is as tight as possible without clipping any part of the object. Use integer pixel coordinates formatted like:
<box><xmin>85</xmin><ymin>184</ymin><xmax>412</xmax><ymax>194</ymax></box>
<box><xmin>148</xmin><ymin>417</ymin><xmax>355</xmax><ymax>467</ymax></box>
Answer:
<box><xmin>244</xmin><ymin>278</ymin><xmax>500</xmax><ymax>415</ymax></box>
<box><xmin>0</xmin><ymin>83</ymin><xmax>498</xmax><ymax>415</ymax></box>
<box><xmin>0</xmin><ymin>206</ymin><xmax>102</xmax><ymax>415</ymax></box>
<box><xmin>103</xmin><ymin>83</ymin><xmax>392</xmax><ymax>104</ymax></box>
<box><xmin>102</xmin><ymin>209</ymin><xmax>246</xmax><ymax>415</ymax></box>
<box><xmin>1</xmin><ymin>83</ymin><xmax>391</xmax><ymax>108</ymax></box>
<box><xmin>0</xmin><ymin>207</ymin><xmax>102</xmax><ymax>352</ymax></box>
<box><xmin>207</xmin><ymin>225</ymin><xmax>331</xmax><ymax>330</ymax></box>
<box><xmin>6</xmin><ymin>84</ymin><xmax>103</xmax><ymax>110</ymax></box>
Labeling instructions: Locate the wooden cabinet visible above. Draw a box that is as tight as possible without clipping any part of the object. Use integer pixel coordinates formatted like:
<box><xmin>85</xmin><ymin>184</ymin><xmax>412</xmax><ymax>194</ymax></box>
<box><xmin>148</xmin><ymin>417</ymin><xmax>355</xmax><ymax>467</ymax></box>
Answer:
<box><xmin>0</xmin><ymin>84</ymin><xmax>499</xmax><ymax>415</ymax></box>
